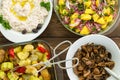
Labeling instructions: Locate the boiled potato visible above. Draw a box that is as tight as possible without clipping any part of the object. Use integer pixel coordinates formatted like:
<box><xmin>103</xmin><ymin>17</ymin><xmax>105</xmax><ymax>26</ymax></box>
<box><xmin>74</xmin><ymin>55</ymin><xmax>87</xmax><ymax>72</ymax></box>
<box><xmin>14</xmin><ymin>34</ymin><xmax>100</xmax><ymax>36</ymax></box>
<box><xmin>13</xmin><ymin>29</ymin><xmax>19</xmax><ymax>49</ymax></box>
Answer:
<box><xmin>17</xmin><ymin>51</ymin><xmax>29</xmax><ymax>60</ymax></box>
<box><xmin>23</xmin><ymin>44</ymin><xmax>34</xmax><ymax>52</ymax></box>
<box><xmin>25</xmin><ymin>66</ymin><xmax>38</xmax><ymax>76</ymax></box>
<box><xmin>0</xmin><ymin>70</ymin><xmax>6</xmax><ymax>79</ymax></box>
<box><xmin>7</xmin><ymin>72</ymin><xmax>19</xmax><ymax>80</ymax></box>
<box><xmin>0</xmin><ymin>49</ymin><xmax>5</xmax><ymax>63</ymax></box>
<box><xmin>29</xmin><ymin>76</ymin><xmax>39</xmax><ymax>80</ymax></box>
<box><xmin>1</xmin><ymin>62</ymin><xmax>13</xmax><ymax>71</ymax></box>
<box><xmin>18</xmin><ymin>59</ymin><xmax>31</xmax><ymax>66</ymax></box>
<box><xmin>35</xmin><ymin>52</ymin><xmax>44</xmax><ymax>61</ymax></box>
<box><xmin>14</xmin><ymin>46</ymin><xmax>22</xmax><ymax>53</ymax></box>
<box><xmin>41</xmin><ymin>69</ymin><xmax>51</xmax><ymax>80</ymax></box>
<box><xmin>39</xmin><ymin>76</ymin><xmax>44</xmax><ymax>80</ymax></box>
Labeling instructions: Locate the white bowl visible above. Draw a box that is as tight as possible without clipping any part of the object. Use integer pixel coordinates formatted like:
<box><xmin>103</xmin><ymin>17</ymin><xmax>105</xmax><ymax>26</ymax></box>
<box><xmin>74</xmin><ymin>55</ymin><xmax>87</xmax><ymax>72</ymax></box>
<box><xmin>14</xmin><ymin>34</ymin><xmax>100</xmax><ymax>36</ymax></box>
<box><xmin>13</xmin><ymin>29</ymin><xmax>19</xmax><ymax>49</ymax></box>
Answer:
<box><xmin>0</xmin><ymin>0</ymin><xmax>53</xmax><ymax>43</ymax></box>
<box><xmin>66</xmin><ymin>34</ymin><xmax>120</xmax><ymax>80</ymax></box>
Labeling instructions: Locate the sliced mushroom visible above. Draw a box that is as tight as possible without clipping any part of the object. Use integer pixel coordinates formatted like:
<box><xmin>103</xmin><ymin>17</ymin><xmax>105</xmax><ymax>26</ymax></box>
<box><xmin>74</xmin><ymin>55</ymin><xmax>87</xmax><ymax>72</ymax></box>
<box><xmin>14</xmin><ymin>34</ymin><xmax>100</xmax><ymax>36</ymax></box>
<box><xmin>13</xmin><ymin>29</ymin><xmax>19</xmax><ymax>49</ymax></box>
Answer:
<box><xmin>73</xmin><ymin>43</ymin><xmax>115</xmax><ymax>80</ymax></box>
<box><xmin>93</xmin><ymin>74</ymin><xmax>102</xmax><ymax>80</ymax></box>
<box><xmin>93</xmin><ymin>68</ymin><xmax>100</xmax><ymax>75</ymax></box>
<box><xmin>83</xmin><ymin>70</ymin><xmax>91</xmax><ymax>78</ymax></box>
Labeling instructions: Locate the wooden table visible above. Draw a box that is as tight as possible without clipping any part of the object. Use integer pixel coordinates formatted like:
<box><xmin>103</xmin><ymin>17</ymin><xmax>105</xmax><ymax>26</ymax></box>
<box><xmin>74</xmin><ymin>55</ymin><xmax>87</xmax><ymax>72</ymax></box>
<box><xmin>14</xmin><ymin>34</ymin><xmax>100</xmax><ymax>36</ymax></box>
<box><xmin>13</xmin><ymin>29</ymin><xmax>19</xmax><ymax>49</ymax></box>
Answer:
<box><xmin>0</xmin><ymin>11</ymin><xmax>120</xmax><ymax>80</ymax></box>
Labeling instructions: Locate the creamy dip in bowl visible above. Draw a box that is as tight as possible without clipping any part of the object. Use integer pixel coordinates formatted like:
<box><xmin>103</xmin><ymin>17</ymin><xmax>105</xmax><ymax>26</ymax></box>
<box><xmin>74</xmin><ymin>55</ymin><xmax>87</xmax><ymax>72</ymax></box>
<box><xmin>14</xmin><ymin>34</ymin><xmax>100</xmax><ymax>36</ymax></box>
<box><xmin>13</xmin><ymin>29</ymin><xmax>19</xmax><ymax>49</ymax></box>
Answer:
<box><xmin>0</xmin><ymin>0</ymin><xmax>52</xmax><ymax>42</ymax></box>
<box><xmin>0</xmin><ymin>0</ymin><xmax>49</xmax><ymax>33</ymax></box>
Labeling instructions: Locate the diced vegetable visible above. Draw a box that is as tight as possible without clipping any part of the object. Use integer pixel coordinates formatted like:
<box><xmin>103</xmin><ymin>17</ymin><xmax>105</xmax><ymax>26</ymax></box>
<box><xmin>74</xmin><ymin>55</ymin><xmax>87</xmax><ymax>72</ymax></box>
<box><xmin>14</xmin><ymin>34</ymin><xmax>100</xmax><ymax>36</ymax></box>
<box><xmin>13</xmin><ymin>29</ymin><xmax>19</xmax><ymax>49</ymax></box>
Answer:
<box><xmin>9</xmin><ymin>48</ymin><xmax>15</xmax><ymax>58</ymax></box>
<box><xmin>7</xmin><ymin>72</ymin><xmax>19</xmax><ymax>80</ymax></box>
<box><xmin>35</xmin><ymin>52</ymin><xmax>44</xmax><ymax>60</ymax></box>
<box><xmin>39</xmin><ymin>76</ymin><xmax>44</xmax><ymax>80</ymax></box>
<box><xmin>81</xmin><ymin>14</ymin><xmax>92</xmax><ymax>20</ymax></box>
<box><xmin>93</xmin><ymin>13</ymin><xmax>100</xmax><ymax>22</ymax></box>
<box><xmin>1</xmin><ymin>62</ymin><xmax>13</xmax><ymax>71</ymax></box>
<box><xmin>70</xmin><ymin>13</ymin><xmax>79</xmax><ymax>20</ymax></box>
<box><xmin>101</xmin><ymin>23</ymin><xmax>108</xmax><ymax>29</ymax></box>
<box><xmin>18</xmin><ymin>59</ymin><xmax>31</xmax><ymax>66</ymax></box>
<box><xmin>25</xmin><ymin>66</ymin><xmax>38</xmax><ymax>76</ymax></box>
<box><xmin>97</xmin><ymin>17</ymin><xmax>106</xmax><ymax>24</ymax></box>
<box><xmin>37</xmin><ymin>46</ymin><xmax>46</xmax><ymax>53</ymax></box>
<box><xmin>29</xmin><ymin>76</ymin><xmax>39</xmax><ymax>80</ymax></box>
<box><xmin>17</xmin><ymin>51</ymin><xmax>29</xmax><ymax>60</ymax></box>
<box><xmin>0</xmin><ymin>49</ymin><xmax>5</xmax><ymax>63</ymax></box>
<box><xmin>41</xmin><ymin>69</ymin><xmax>51</xmax><ymax>80</ymax></box>
<box><xmin>80</xmin><ymin>26</ymin><xmax>90</xmax><ymax>35</ymax></box>
<box><xmin>103</xmin><ymin>7</ymin><xmax>111</xmax><ymax>15</ymax></box>
<box><xmin>85</xmin><ymin>8</ymin><xmax>95</xmax><ymax>14</ymax></box>
<box><xmin>0</xmin><ymin>43</ymin><xmax>52</xmax><ymax>80</ymax></box>
<box><xmin>0</xmin><ymin>70</ymin><xmax>6</xmax><ymax>79</ymax></box>
<box><xmin>23</xmin><ymin>44</ymin><xmax>34</xmax><ymax>52</ymax></box>
<box><xmin>58</xmin><ymin>0</ymin><xmax>116</xmax><ymax>35</ymax></box>
<box><xmin>58</xmin><ymin>0</ymin><xmax>65</xmax><ymax>5</ymax></box>
<box><xmin>84</xmin><ymin>1</ymin><xmax>92</xmax><ymax>7</ymax></box>
<box><xmin>15</xmin><ymin>66</ymin><xmax>26</xmax><ymax>73</ymax></box>
<box><xmin>14</xmin><ymin>46</ymin><xmax>22</xmax><ymax>53</ymax></box>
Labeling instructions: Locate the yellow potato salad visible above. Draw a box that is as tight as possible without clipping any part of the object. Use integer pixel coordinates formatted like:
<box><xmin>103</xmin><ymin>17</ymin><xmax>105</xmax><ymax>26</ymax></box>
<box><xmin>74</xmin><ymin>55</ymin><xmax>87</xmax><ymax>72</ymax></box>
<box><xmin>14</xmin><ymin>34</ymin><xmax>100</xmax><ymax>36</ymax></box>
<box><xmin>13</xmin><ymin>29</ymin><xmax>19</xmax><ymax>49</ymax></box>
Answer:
<box><xmin>58</xmin><ymin>0</ymin><xmax>117</xmax><ymax>35</ymax></box>
<box><xmin>0</xmin><ymin>42</ymin><xmax>51</xmax><ymax>80</ymax></box>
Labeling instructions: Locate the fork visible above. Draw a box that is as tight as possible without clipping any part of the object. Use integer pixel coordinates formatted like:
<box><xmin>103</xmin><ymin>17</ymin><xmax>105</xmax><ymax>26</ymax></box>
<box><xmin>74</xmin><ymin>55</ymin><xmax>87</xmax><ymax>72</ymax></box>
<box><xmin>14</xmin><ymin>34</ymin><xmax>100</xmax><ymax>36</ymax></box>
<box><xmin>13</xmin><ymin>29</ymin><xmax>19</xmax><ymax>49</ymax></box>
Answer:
<box><xmin>104</xmin><ymin>67</ymin><xmax>120</xmax><ymax>80</ymax></box>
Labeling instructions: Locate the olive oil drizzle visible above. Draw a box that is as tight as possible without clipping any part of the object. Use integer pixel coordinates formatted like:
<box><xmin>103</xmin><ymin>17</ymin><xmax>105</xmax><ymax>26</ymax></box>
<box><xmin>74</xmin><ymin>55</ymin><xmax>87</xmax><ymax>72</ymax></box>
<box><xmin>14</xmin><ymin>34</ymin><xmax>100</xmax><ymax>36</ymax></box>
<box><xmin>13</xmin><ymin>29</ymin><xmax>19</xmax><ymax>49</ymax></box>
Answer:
<box><xmin>10</xmin><ymin>0</ymin><xmax>35</xmax><ymax>21</ymax></box>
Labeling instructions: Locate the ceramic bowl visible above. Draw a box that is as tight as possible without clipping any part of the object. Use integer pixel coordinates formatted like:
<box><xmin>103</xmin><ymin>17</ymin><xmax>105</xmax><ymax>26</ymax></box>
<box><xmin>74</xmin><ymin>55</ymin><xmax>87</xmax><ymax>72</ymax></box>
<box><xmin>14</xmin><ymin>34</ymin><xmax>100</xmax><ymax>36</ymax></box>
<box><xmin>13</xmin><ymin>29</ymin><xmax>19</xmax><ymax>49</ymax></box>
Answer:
<box><xmin>66</xmin><ymin>34</ymin><xmax>120</xmax><ymax>80</ymax></box>
<box><xmin>0</xmin><ymin>0</ymin><xmax>53</xmax><ymax>43</ymax></box>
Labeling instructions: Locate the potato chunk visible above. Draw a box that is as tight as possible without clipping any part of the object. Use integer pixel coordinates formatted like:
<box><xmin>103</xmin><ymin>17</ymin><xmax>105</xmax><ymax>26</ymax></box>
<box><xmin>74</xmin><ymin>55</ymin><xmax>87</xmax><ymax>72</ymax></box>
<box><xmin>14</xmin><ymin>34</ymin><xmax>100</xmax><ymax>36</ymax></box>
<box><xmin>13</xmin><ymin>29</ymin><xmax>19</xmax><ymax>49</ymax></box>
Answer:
<box><xmin>41</xmin><ymin>69</ymin><xmax>51</xmax><ymax>80</ymax></box>
<box><xmin>1</xmin><ymin>62</ymin><xmax>13</xmax><ymax>71</ymax></box>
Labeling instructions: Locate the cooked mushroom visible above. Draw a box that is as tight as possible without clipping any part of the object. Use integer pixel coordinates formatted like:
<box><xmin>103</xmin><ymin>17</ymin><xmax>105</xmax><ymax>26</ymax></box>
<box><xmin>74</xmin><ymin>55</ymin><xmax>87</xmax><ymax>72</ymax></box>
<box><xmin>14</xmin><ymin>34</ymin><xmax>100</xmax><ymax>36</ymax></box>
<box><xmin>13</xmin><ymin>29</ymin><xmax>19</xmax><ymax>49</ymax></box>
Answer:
<box><xmin>73</xmin><ymin>43</ymin><xmax>115</xmax><ymax>80</ymax></box>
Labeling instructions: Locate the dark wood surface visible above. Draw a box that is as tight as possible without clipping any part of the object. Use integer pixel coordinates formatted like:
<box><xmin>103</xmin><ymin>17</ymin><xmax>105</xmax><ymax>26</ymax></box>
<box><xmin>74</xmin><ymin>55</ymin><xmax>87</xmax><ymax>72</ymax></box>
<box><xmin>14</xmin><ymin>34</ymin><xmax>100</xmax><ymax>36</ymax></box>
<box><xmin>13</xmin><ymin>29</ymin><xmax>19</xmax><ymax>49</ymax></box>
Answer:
<box><xmin>0</xmin><ymin>11</ymin><xmax>120</xmax><ymax>80</ymax></box>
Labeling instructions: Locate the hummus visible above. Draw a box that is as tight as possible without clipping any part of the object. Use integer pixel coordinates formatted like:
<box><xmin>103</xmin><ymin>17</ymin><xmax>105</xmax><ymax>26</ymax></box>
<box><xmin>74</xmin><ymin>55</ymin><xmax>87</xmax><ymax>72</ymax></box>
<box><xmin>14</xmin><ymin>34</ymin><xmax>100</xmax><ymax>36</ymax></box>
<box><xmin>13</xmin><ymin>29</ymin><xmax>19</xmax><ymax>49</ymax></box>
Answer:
<box><xmin>0</xmin><ymin>0</ymin><xmax>49</xmax><ymax>33</ymax></box>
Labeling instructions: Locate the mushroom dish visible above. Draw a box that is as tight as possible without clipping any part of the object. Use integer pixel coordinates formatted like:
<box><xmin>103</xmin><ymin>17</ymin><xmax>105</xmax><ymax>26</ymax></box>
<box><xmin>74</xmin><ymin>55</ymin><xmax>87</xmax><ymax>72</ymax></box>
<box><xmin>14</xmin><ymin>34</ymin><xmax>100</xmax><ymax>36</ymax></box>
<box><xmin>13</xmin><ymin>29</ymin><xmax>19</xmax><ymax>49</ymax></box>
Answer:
<box><xmin>73</xmin><ymin>43</ymin><xmax>115</xmax><ymax>80</ymax></box>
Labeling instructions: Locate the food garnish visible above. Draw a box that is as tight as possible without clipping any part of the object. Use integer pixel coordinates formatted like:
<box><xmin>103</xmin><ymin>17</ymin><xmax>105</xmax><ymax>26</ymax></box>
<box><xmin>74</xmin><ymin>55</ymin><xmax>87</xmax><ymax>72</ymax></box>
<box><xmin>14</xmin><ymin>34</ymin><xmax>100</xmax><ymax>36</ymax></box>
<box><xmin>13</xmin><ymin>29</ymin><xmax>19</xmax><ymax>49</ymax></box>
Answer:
<box><xmin>0</xmin><ymin>15</ymin><xmax>11</xmax><ymax>30</ymax></box>
<box><xmin>40</xmin><ymin>1</ymin><xmax>50</xmax><ymax>11</ymax></box>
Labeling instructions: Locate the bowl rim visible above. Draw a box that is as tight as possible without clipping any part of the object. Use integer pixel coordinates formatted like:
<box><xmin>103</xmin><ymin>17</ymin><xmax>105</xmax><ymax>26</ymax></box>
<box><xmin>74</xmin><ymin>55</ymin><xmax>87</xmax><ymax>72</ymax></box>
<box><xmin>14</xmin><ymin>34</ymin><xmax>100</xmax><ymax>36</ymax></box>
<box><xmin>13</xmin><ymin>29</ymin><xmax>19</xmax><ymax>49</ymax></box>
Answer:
<box><xmin>0</xmin><ymin>0</ymin><xmax>53</xmax><ymax>43</ymax></box>
<box><xmin>65</xmin><ymin>34</ymin><xmax>120</xmax><ymax>80</ymax></box>
<box><xmin>53</xmin><ymin>0</ymin><xmax>120</xmax><ymax>36</ymax></box>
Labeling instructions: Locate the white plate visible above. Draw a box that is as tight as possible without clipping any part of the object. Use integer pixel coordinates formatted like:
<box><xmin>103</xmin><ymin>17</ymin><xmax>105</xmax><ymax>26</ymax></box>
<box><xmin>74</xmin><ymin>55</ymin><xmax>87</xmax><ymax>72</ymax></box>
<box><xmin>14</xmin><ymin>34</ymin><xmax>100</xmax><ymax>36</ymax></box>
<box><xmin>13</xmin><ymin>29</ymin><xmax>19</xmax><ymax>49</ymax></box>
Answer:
<box><xmin>0</xmin><ymin>0</ymin><xmax>53</xmax><ymax>43</ymax></box>
<box><xmin>66</xmin><ymin>34</ymin><xmax>120</xmax><ymax>80</ymax></box>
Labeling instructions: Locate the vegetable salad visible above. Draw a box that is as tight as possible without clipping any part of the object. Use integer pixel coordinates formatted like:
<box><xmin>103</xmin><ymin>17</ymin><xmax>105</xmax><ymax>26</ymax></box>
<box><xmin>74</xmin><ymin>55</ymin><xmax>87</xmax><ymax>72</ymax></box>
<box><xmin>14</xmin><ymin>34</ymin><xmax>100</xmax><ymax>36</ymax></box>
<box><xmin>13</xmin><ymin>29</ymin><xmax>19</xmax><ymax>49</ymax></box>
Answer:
<box><xmin>0</xmin><ymin>43</ymin><xmax>51</xmax><ymax>80</ymax></box>
<box><xmin>57</xmin><ymin>0</ymin><xmax>117</xmax><ymax>35</ymax></box>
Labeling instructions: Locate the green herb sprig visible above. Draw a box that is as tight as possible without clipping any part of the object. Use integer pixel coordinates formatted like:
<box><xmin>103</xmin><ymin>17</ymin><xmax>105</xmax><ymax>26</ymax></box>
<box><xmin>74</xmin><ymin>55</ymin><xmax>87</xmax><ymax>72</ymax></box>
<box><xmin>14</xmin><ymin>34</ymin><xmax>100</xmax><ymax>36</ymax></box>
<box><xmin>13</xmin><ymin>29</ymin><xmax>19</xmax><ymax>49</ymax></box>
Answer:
<box><xmin>0</xmin><ymin>15</ymin><xmax>11</xmax><ymax>30</ymax></box>
<box><xmin>40</xmin><ymin>1</ymin><xmax>50</xmax><ymax>11</ymax></box>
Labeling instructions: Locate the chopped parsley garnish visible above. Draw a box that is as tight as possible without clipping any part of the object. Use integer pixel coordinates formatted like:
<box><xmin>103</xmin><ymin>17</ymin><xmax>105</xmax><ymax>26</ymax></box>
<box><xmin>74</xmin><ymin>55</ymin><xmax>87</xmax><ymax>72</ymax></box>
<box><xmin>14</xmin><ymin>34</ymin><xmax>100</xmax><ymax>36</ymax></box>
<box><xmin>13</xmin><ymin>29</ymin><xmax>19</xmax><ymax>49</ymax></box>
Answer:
<box><xmin>40</xmin><ymin>1</ymin><xmax>50</xmax><ymax>11</ymax></box>
<box><xmin>84</xmin><ymin>0</ymin><xmax>88</xmax><ymax>2</ymax></box>
<box><xmin>0</xmin><ymin>15</ymin><xmax>11</xmax><ymax>30</ymax></box>
<box><xmin>78</xmin><ymin>3</ymin><xmax>84</xmax><ymax>11</ymax></box>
